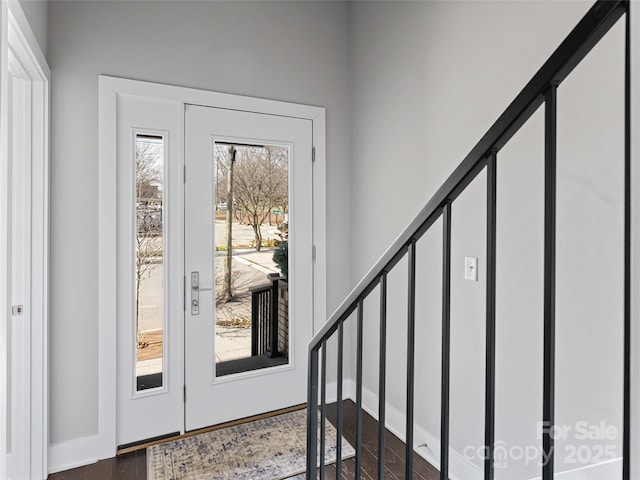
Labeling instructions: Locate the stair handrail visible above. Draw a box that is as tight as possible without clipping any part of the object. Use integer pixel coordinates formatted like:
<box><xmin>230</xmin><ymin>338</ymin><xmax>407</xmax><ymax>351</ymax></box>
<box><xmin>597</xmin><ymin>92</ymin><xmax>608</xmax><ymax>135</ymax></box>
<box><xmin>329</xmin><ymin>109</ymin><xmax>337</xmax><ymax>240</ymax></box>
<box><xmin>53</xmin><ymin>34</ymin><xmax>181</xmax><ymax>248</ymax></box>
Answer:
<box><xmin>307</xmin><ymin>1</ymin><xmax>629</xmax><ymax>479</ymax></box>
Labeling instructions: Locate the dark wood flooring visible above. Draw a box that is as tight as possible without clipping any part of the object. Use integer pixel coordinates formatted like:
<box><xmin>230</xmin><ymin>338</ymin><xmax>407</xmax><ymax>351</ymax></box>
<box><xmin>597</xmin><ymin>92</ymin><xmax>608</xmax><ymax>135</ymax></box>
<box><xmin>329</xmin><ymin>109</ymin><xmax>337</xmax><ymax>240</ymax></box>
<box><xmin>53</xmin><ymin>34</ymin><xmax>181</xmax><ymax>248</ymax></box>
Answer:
<box><xmin>49</xmin><ymin>400</ymin><xmax>439</xmax><ymax>480</ymax></box>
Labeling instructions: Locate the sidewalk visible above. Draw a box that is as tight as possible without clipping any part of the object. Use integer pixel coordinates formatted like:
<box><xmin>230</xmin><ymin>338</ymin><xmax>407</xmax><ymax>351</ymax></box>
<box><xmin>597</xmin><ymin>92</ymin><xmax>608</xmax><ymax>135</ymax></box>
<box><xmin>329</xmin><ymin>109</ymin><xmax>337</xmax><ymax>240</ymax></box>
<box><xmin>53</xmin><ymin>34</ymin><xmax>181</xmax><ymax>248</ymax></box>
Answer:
<box><xmin>136</xmin><ymin>246</ymin><xmax>280</xmax><ymax>377</ymax></box>
<box><xmin>136</xmin><ymin>325</ymin><xmax>252</xmax><ymax>377</ymax></box>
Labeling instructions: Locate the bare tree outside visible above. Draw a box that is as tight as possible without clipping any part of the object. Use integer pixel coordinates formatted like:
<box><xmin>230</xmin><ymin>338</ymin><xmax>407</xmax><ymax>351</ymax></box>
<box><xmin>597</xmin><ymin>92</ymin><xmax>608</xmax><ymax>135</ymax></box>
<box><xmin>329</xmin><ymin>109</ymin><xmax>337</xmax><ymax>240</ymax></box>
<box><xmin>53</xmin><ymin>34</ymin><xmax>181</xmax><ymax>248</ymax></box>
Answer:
<box><xmin>267</xmin><ymin>147</ymin><xmax>289</xmax><ymax>224</ymax></box>
<box><xmin>233</xmin><ymin>146</ymin><xmax>288</xmax><ymax>251</ymax></box>
<box><xmin>214</xmin><ymin>145</ymin><xmax>288</xmax><ymax>252</ymax></box>
<box><xmin>135</xmin><ymin>136</ymin><xmax>163</xmax><ymax>347</ymax></box>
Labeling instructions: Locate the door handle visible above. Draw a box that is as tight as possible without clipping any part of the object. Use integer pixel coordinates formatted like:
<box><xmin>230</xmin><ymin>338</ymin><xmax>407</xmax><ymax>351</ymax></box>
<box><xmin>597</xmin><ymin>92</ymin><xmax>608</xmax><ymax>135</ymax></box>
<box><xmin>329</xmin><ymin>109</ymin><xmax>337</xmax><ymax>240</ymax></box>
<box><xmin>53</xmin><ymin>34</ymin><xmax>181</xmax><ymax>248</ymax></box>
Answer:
<box><xmin>191</xmin><ymin>271</ymin><xmax>213</xmax><ymax>315</ymax></box>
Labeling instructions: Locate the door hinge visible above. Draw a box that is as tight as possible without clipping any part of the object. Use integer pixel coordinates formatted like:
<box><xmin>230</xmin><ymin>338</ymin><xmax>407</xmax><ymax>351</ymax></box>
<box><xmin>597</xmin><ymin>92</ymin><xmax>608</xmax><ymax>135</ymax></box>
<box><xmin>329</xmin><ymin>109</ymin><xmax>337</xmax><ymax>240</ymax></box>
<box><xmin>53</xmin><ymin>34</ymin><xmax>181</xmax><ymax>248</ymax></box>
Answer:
<box><xmin>183</xmin><ymin>275</ymin><xmax>186</xmax><ymax>312</ymax></box>
<box><xmin>312</xmin><ymin>146</ymin><xmax>316</xmax><ymax>162</ymax></box>
<box><xmin>183</xmin><ymin>385</ymin><xmax>187</xmax><ymax>403</ymax></box>
<box><xmin>312</xmin><ymin>245</ymin><xmax>317</xmax><ymax>261</ymax></box>
<box><xmin>184</xmin><ymin>165</ymin><xmax>186</xmax><ymax>183</ymax></box>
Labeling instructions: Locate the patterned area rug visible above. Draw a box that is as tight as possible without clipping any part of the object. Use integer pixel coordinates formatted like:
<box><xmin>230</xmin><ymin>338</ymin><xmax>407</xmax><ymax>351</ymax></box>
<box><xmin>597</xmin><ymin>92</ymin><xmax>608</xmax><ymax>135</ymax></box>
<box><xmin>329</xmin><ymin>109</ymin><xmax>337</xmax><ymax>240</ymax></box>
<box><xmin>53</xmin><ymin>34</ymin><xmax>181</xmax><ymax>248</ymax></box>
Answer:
<box><xmin>147</xmin><ymin>409</ymin><xmax>355</xmax><ymax>480</ymax></box>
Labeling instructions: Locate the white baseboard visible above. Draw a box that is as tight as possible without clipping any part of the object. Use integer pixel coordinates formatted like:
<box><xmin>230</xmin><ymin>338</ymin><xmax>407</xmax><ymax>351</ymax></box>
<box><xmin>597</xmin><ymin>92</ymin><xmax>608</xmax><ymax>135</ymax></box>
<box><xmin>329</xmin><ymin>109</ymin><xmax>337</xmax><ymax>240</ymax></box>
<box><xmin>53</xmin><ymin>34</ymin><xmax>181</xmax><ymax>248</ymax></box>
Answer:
<box><xmin>343</xmin><ymin>378</ymin><xmax>481</xmax><ymax>480</ymax></box>
<box><xmin>48</xmin><ymin>381</ymin><xmax>350</xmax><ymax>476</ymax></box>
<box><xmin>47</xmin><ymin>382</ymin><xmax>352</xmax><ymax>476</ymax></box>
<box><xmin>328</xmin><ymin>378</ymin><xmax>482</xmax><ymax>479</ymax></box>
<box><xmin>336</xmin><ymin>378</ymin><xmax>621</xmax><ymax>480</ymax></box>
<box><xmin>48</xmin><ymin>435</ymin><xmax>102</xmax><ymax>474</ymax></box>
<box><xmin>47</xmin><ymin>383</ymin><xmax>621</xmax><ymax>479</ymax></box>
<box><xmin>324</xmin><ymin>380</ymin><xmax>353</xmax><ymax>405</ymax></box>
<box><xmin>527</xmin><ymin>457</ymin><xmax>622</xmax><ymax>480</ymax></box>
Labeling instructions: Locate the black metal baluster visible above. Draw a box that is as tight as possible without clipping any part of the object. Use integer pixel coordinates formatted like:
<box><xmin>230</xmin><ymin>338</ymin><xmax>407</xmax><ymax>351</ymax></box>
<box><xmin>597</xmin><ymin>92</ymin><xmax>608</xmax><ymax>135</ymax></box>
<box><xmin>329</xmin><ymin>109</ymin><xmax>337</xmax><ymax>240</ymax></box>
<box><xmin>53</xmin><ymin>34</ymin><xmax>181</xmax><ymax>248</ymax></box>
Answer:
<box><xmin>441</xmin><ymin>203</ymin><xmax>452</xmax><ymax>480</ymax></box>
<box><xmin>263</xmin><ymin>294</ymin><xmax>268</xmax><ymax>354</ymax></box>
<box><xmin>320</xmin><ymin>342</ymin><xmax>327</xmax><ymax>480</ymax></box>
<box><xmin>265</xmin><ymin>294</ymin><xmax>269</xmax><ymax>355</ymax></box>
<box><xmin>355</xmin><ymin>300</ymin><xmax>364</xmax><ymax>480</ymax></box>
<box><xmin>307</xmin><ymin>346</ymin><xmax>319</xmax><ymax>479</ymax></box>
<box><xmin>542</xmin><ymin>85</ymin><xmax>557</xmax><ymax>480</ymax></box>
<box><xmin>336</xmin><ymin>321</ymin><xmax>344</xmax><ymax>479</ymax></box>
<box><xmin>251</xmin><ymin>292</ymin><xmax>259</xmax><ymax>356</ymax></box>
<box><xmin>623</xmin><ymin>6</ymin><xmax>631</xmax><ymax>480</ymax></box>
<box><xmin>485</xmin><ymin>152</ymin><xmax>497</xmax><ymax>480</ymax></box>
<box><xmin>259</xmin><ymin>295</ymin><xmax>263</xmax><ymax>355</ymax></box>
<box><xmin>378</xmin><ymin>273</ymin><xmax>388</xmax><ymax>480</ymax></box>
<box><xmin>406</xmin><ymin>242</ymin><xmax>417</xmax><ymax>479</ymax></box>
<box><xmin>267</xmin><ymin>292</ymin><xmax>271</xmax><ymax>354</ymax></box>
<box><xmin>269</xmin><ymin>279</ymin><xmax>279</xmax><ymax>357</ymax></box>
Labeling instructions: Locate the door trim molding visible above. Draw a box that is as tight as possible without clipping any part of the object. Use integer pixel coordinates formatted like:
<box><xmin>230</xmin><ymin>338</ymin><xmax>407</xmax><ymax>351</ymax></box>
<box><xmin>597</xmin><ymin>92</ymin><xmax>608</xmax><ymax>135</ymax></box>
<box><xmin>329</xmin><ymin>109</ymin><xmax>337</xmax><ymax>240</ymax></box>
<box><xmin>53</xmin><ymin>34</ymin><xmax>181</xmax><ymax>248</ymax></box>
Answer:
<box><xmin>97</xmin><ymin>75</ymin><xmax>326</xmax><ymax>461</ymax></box>
<box><xmin>1</xmin><ymin>1</ymin><xmax>50</xmax><ymax>478</ymax></box>
<box><xmin>0</xmin><ymin>4</ymin><xmax>9</xmax><ymax>478</ymax></box>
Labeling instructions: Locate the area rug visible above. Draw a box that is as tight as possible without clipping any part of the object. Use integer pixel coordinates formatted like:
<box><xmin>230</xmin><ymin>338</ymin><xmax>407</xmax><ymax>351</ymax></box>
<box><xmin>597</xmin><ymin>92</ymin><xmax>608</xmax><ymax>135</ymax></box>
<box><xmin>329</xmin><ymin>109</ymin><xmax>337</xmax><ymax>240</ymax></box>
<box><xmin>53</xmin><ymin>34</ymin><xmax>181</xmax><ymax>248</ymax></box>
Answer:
<box><xmin>147</xmin><ymin>409</ymin><xmax>355</xmax><ymax>480</ymax></box>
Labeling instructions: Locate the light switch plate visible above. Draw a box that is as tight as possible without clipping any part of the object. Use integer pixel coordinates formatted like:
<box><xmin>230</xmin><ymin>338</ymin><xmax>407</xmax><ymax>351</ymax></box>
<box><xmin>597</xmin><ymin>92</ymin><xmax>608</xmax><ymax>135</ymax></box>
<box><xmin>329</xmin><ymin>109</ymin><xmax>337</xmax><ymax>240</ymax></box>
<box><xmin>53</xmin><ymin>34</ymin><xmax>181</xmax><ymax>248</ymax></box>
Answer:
<box><xmin>465</xmin><ymin>257</ymin><xmax>478</xmax><ymax>281</ymax></box>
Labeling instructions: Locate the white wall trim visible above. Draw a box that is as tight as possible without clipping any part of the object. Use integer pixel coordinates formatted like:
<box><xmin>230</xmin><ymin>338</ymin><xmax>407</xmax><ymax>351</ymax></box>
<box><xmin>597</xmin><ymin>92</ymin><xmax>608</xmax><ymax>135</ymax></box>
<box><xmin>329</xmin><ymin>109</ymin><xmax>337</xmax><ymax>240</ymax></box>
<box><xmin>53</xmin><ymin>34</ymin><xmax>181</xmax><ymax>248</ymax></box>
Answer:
<box><xmin>3</xmin><ymin>1</ymin><xmax>49</xmax><ymax>479</ymax></box>
<box><xmin>343</xmin><ymin>378</ymin><xmax>481</xmax><ymax>480</ymax></box>
<box><xmin>311</xmin><ymin>108</ymin><xmax>327</xmax><ymax>333</ymax></box>
<box><xmin>324</xmin><ymin>380</ymin><xmax>353</xmax><ymax>406</ymax></box>
<box><xmin>342</xmin><ymin>378</ymin><xmax>622</xmax><ymax>480</ymax></box>
<box><xmin>48</xmin><ymin>436</ymin><xmax>102</xmax><ymax>475</ymax></box>
<box><xmin>526</xmin><ymin>458</ymin><xmax>623</xmax><ymax>480</ymax></box>
<box><xmin>97</xmin><ymin>75</ymin><xmax>327</xmax><ymax>465</ymax></box>
<box><xmin>6</xmin><ymin>1</ymin><xmax>47</xmax><ymax>78</ymax></box>
<box><xmin>96</xmin><ymin>77</ymin><xmax>119</xmax><ymax>461</ymax></box>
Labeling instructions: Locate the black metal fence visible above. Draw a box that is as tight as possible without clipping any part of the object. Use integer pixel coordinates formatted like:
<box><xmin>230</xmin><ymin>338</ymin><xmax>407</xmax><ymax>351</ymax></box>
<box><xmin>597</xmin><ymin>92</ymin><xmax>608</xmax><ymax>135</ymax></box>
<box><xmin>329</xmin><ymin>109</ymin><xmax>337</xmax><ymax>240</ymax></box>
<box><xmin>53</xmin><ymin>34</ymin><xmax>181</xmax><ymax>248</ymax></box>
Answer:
<box><xmin>250</xmin><ymin>275</ymin><xmax>281</xmax><ymax>358</ymax></box>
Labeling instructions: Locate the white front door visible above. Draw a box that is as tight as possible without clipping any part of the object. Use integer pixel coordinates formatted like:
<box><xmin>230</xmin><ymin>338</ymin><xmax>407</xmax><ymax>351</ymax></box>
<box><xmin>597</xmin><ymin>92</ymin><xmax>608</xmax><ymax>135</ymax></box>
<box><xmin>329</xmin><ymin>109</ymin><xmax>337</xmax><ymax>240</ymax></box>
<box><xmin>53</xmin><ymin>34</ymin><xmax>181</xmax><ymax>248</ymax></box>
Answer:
<box><xmin>112</xmin><ymin>84</ymin><xmax>320</xmax><ymax>446</ymax></box>
<box><xmin>184</xmin><ymin>104</ymin><xmax>314</xmax><ymax>430</ymax></box>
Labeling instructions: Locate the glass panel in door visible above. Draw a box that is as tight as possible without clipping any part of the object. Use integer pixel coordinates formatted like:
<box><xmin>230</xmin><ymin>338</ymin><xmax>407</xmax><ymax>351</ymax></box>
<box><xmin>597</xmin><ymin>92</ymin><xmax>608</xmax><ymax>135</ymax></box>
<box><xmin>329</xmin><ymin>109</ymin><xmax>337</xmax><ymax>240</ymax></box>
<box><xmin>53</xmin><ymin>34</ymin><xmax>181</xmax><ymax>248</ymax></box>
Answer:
<box><xmin>135</xmin><ymin>134</ymin><xmax>165</xmax><ymax>391</ymax></box>
<box><xmin>213</xmin><ymin>144</ymin><xmax>289</xmax><ymax>377</ymax></box>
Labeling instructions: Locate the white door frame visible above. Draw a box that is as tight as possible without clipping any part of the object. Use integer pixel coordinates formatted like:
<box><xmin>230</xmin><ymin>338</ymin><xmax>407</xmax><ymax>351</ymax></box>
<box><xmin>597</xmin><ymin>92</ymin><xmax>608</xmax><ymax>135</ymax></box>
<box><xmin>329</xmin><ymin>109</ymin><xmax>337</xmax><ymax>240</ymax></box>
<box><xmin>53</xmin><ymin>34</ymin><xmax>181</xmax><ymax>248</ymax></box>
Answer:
<box><xmin>0</xmin><ymin>1</ymin><xmax>50</xmax><ymax>479</ymax></box>
<box><xmin>98</xmin><ymin>75</ymin><xmax>326</xmax><ymax>458</ymax></box>
<box><xmin>0</xmin><ymin>2</ymin><xmax>9</xmax><ymax>475</ymax></box>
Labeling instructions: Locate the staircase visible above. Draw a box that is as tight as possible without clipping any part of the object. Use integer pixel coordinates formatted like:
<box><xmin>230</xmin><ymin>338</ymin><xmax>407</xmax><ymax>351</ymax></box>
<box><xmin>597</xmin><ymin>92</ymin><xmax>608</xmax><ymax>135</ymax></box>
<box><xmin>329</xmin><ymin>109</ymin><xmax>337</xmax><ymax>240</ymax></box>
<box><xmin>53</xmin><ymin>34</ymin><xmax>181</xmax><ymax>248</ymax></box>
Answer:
<box><xmin>306</xmin><ymin>1</ymin><xmax>631</xmax><ymax>479</ymax></box>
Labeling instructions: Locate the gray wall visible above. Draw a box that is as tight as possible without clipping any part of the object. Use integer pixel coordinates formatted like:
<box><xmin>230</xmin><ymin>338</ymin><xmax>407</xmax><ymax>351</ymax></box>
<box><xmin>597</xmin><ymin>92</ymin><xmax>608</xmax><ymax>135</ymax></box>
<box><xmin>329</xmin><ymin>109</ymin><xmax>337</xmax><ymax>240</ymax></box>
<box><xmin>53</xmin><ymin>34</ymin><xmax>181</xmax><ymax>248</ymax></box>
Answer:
<box><xmin>47</xmin><ymin>0</ymin><xmax>351</xmax><ymax>444</ymax></box>
<box><xmin>350</xmin><ymin>1</ymin><xmax>624</xmax><ymax>478</ymax></box>
<box><xmin>47</xmin><ymin>1</ymin><xmax>628</xmax><ymax>477</ymax></box>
